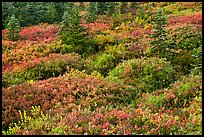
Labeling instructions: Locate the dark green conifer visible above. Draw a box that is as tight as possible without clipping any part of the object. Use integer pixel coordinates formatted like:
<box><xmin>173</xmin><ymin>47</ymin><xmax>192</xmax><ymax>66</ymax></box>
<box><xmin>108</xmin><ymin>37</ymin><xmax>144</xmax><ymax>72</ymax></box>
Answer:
<box><xmin>6</xmin><ymin>14</ymin><xmax>20</xmax><ymax>41</ymax></box>
<box><xmin>149</xmin><ymin>8</ymin><xmax>168</xmax><ymax>59</ymax></box>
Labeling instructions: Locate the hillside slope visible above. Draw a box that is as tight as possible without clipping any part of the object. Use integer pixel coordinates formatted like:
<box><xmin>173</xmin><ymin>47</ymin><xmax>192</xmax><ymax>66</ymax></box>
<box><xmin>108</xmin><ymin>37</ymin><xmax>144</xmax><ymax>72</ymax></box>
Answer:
<box><xmin>2</xmin><ymin>2</ymin><xmax>202</xmax><ymax>135</ymax></box>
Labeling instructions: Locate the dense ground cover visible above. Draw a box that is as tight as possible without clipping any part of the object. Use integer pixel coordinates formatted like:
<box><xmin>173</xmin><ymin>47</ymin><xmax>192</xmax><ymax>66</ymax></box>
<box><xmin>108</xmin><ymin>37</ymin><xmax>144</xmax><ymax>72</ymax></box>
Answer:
<box><xmin>2</xmin><ymin>2</ymin><xmax>202</xmax><ymax>135</ymax></box>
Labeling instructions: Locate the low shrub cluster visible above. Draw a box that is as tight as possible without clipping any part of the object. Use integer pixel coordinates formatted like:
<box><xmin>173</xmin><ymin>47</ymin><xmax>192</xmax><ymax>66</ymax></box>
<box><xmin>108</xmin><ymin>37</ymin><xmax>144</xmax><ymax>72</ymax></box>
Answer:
<box><xmin>2</xmin><ymin>71</ymin><xmax>139</xmax><ymax>130</ymax></box>
<box><xmin>2</xmin><ymin>74</ymin><xmax>201</xmax><ymax>135</ymax></box>
<box><xmin>2</xmin><ymin>53</ymin><xmax>86</xmax><ymax>88</ymax></box>
<box><xmin>139</xmin><ymin>74</ymin><xmax>202</xmax><ymax>112</ymax></box>
<box><xmin>2</xmin><ymin>41</ymin><xmax>51</xmax><ymax>67</ymax></box>
<box><xmin>81</xmin><ymin>22</ymin><xmax>112</xmax><ymax>36</ymax></box>
<box><xmin>167</xmin><ymin>12</ymin><xmax>202</xmax><ymax>26</ymax></box>
<box><xmin>166</xmin><ymin>23</ymin><xmax>202</xmax><ymax>74</ymax></box>
<box><xmin>88</xmin><ymin>53</ymin><xmax>117</xmax><ymax>76</ymax></box>
<box><xmin>105</xmin><ymin>44</ymin><xmax>137</xmax><ymax>61</ymax></box>
<box><xmin>19</xmin><ymin>23</ymin><xmax>59</xmax><ymax>42</ymax></box>
<box><xmin>164</xmin><ymin>2</ymin><xmax>202</xmax><ymax>16</ymax></box>
<box><xmin>2</xmin><ymin>40</ymin><xmax>63</xmax><ymax>75</ymax></box>
<box><xmin>136</xmin><ymin>74</ymin><xmax>202</xmax><ymax>134</ymax></box>
<box><xmin>170</xmin><ymin>50</ymin><xmax>197</xmax><ymax>75</ymax></box>
<box><xmin>107</xmin><ymin>57</ymin><xmax>177</xmax><ymax>92</ymax></box>
<box><xmin>167</xmin><ymin>24</ymin><xmax>202</xmax><ymax>51</ymax></box>
<box><xmin>2</xmin><ymin>2</ymin><xmax>202</xmax><ymax>135</ymax></box>
<box><xmin>48</xmin><ymin>42</ymin><xmax>94</xmax><ymax>55</ymax></box>
<box><xmin>93</xmin><ymin>34</ymin><xmax>117</xmax><ymax>52</ymax></box>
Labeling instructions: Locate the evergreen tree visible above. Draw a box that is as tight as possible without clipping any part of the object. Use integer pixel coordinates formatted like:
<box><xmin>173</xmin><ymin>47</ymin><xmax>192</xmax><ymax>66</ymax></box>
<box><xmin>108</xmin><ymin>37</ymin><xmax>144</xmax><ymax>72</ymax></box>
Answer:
<box><xmin>18</xmin><ymin>2</ymin><xmax>39</xmax><ymax>27</ymax></box>
<box><xmin>86</xmin><ymin>2</ymin><xmax>97</xmax><ymax>23</ymax></box>
<box><xmin>148</xmin><ymin>8</ymin><xmax>168</xmax><ymax>59</ymax></box>
<box><xmin>53</xmin><ymin>2</ymin><xmax>67</xmax><ymax>23</ymax></box>
<box><xmin>45</xmin><ymin>2</ymin><xmax>58</xmax><ymax>24</ymax></box>
<box><xmin>6</xmin><ymin>14</ymin><xmax>20</xmax><ymax>41</ymax></box>
<box><xmin>78</xmin><ymin>2</ymin><xmax>85</xmax><ymax>11</ymax></box>
<box><xmin>14</xmin><ymin>2</ymin><xmax>53</xmax><ymax>27</ymax></box>
<box><xmin>2</xmin><ymin>2</ymin><xmax>9</xmax><ymax>29</ymax></box>
<box><xmin>120</xmin><ymin>2</ymin><xmax>128</xmax><ymax>14</ymax></box>
<box><xmin>95</xmin><ymin>2</ymin><xmax>107</xmax><ymax>15</ymax></box>
<box><xmin>2</xmin><ymin>2</ymin><xmax>67</xmax><ymax>28</ymax></box>
<box><xmin>79</xmin><ymin>2</ymin><xmax>83</xmax><ymax>7</ymax></box>
<box><xmin>34</xmin><ymin>2</ymin><xmax>48</xmax><ymax>24</ymax></box>
<box><xmin>130</xmin><ymin>2</ymin><xmax>139</xmax><ymax>9</ymax></box>
<box><xmin>106</xmin><ymin>2</ymin><xmax>116</xmax><ymax>16</ymax></box>
<box><xmin>57</xmin><ymin>2</ymin><xmax>90</xmax><ymax>57</ymax></box>
<box><xmin>2</xmin><ymin>2</ymin><xmax>16</xmax><ymax>29</ymax></box>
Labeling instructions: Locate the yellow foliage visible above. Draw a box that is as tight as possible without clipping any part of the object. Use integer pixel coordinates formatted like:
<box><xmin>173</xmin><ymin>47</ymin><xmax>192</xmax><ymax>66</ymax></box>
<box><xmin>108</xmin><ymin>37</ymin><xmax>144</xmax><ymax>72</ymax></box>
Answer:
<box><xmin>94</xmin><ymin>34</ymin><xmax>115</xmax><ymax>45</ymax></box>
<box><xmin>115</xmin><ymin>22</ymin><xmax>130</xmax><ymax>32</ymax></box>
<box><xmin>105</xmin><ymin>44</ymin><xmax>127</xmax><ymax>54</ymax></box>
<box><xmin>27</xmin><ymin>80</ymin><xmax>34</xmax><ymax>85</ymax></box>
<box><xmin>91</xmin><ymin>70</ymin><xmax>104</xmax><ymax>79</ymax></box>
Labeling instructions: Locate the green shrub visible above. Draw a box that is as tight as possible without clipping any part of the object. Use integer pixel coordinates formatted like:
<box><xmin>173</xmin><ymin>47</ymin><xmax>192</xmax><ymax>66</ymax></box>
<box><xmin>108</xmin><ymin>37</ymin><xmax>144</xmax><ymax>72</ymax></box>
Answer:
<box><xmin>104</xmin><ymin>44</ymin><xmax>135</xmax><ymax>62</ymax></box>
<box><xmin>48</xmin><ymin>40</ymin><xmax>95</xmax><ymax>57</ymax></box>
<box><xmin>140</xmin><ymin>73</ymin><xmax>201</xmax><ymax>110</ymax></box>
<box><xmin>104</xmin><ymin>43</ymin><xmax>144</xmax><ymax>64</ymax></box>
<box><xmin>49</xmin><ymin>43</ymin><xmax>74</xmax><ymax>54</ymax></box>
<box><xmin>31</xmin><ymin>54</ymin><xmax>86</xmax><ymax>80</ymax></box>
<box><xmin>167</xmin><ymin>24</ymin><xmax>202</xmax><ymax>51</ymax></box>
<box><xmin>90</xmin><ymin>70</ymin><xmax>104</xmax><ymax>79</ymax></box>
<box><xmin>94</xmin><ymin>34</ymin><xmax>115</xmax><ymax>45</ymax></box>
<box><xmin>90</xmin><ymin>53</ymin><xmax>117</xmax><ymax>76</ymax></box>
<box><xmin>166</xmin><ymin>24</ymin><xmax>201</xmax><ymax>75</ymax></box>
<box><xmin>93</xmin><ymin>34</ymin><xmax>117</xmax><ymax>52</ymax></box>
<box><xmin>107</xmin><ymin>57</ymin><xmax>177</xmax><ymax>92</ymax></box>
<box><xmin>175</xmin><ymin>30</ymin><xmax>201</xmax><ymax>51</ymax></box>
<box><xmin>2</xmin><ymin>71</ymin><xmax>30</xmax><ymax>88</ymax></box>
<box><xmin>170</xmin><ymin>50</ymin><xmax>197</xmax><ymax>75</ymax></box>
<box><xmin>105</xmin><ymin>43</ymin><xmax>126</xmax><ymax>54</ymax></box>
<box><xmin>191</xmin><ymin>45</ymin><xmax>202</xmax><ymax>74</ymax></box>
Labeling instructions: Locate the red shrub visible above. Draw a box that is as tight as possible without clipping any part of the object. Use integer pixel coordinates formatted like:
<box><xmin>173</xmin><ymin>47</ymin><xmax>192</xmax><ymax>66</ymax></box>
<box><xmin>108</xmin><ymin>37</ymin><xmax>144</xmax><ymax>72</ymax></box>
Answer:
<box><xmin>2</xmin><ymin>29</ymin><xmax>9</xmax><ymax>39</ymax></box>
<box><xmin>19</xmin><ymin>23</ymin><xmax>59</xmax><ymax>42</ymax></box>
<box><xmin>168</xmin><ymin>12</ymin><xmax>202</xmax><ymax>26</ymax></box>
<box><xmin>81</xmin><ymin>22</ymin><xmax>111</xmax><ymax>35</ymax></box>
<box><xmin>2</xmin><ymin>74</ymin><xmax>138</xmax><ymax>130</ymax></box>
<box><xmin>2</xmin><ymin>40</ymin><xmax>60</xmax><ymax>74</ymax></box>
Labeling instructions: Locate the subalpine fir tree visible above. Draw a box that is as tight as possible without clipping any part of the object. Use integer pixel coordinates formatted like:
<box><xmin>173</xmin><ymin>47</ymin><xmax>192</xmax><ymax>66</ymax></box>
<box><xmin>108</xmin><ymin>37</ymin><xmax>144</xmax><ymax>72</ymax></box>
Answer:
<box><xmin>95</xmin><ymin>2</ymin><xmax>106</xmax><ymax>15</ymax></box>
<box><xmin>130</xmin><ymin>2</ymin><xmax>139</xmax><ymax>9</ymax></box>
<box><xmin>106</xmin><ymin>2</ymin><xmax>116</xmax><ymax>16</ymax></box>
<box><xmin>120</xmin><ymin>2</ymin><xmax>128</xmax><ymax>14</ymax></box>
<box><xmin>6</xmin><ymin>14</ymin><xmax>20</xmax><ymax>41</ymax></box>
<box><xmin>148</xmin><ymin>7</ymin><xmax>169</xmax><ymax>59</ymax></box>
<box><xmin>53</xmin><ymin>2</ymin><xmax>67</xmax><ymax>23</ymax></box>
<box><xmin>57</xmin><ymin>2</ymin><xmax>89</xmax><ymax>57</ymax></box>
<box><xmin>86</xmin><ymin>2</ymin><xmax>97</xmax><ymax>23</ymax></box>
<box><xmin>46</xmin><ymin>3</ymin><xmax>58</xmax><ymax>24</ymax></box>
<box><xmin>2</xmin><ymin>2</ymin><xmax>16</xmax><ymax>29</ymax></box>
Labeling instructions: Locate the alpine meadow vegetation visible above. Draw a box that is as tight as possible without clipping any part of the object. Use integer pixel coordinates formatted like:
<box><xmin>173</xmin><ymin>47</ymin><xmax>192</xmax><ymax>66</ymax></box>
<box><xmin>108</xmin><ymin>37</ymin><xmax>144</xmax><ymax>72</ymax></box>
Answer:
<box><xmin>2</xmin><ymin>2</ymin><xmax>202</xmax><ymax>135</ymax></box>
